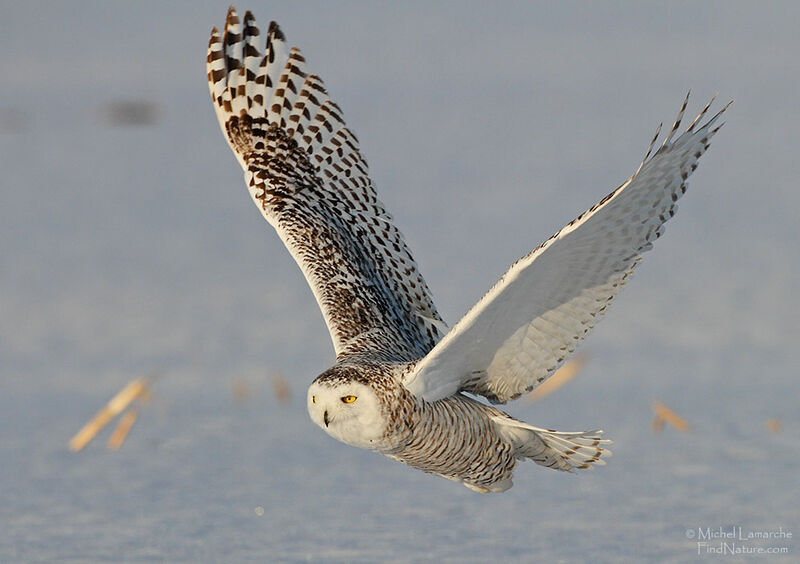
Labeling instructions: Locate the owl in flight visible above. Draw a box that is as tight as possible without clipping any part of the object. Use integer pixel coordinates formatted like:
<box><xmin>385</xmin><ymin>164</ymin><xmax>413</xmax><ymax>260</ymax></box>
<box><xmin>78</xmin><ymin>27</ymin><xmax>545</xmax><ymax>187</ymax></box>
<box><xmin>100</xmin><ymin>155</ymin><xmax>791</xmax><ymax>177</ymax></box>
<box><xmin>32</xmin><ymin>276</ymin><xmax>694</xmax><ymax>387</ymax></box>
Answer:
<box><xmin>207</xmin><ymin>8</ymin><xmax>729</xmax><ymax>492</ymax></box>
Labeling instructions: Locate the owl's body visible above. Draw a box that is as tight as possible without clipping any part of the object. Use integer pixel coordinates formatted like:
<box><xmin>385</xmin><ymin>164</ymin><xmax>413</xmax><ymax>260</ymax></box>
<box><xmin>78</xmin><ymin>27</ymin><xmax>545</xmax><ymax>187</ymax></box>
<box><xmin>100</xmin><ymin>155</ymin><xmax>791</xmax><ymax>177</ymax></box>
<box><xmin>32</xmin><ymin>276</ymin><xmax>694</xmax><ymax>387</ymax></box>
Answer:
<box><xmin>208</xmin><ymin>8</ymin><xmax>728</xmax><ymax>492</ymax></box>
<box><xmin>310</xmin><ymin>362</ymin><xmax>606</xmax><ymax>492</ymax></box>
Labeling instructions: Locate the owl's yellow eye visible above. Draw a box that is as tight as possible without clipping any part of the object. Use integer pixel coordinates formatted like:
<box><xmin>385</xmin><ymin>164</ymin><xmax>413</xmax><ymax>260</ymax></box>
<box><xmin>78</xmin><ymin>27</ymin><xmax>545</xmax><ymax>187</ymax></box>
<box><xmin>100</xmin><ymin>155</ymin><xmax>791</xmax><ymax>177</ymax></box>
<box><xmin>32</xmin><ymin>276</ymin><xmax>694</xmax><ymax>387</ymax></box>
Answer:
<box><xmin>341</xmin><ymin>395</ymin><xmax>357</xmax><ymax>404</ymax></box>
<box><xmin>312</xmin><ymin>395</ymin><xmax>317</xmax><ymax>404</ymax></box>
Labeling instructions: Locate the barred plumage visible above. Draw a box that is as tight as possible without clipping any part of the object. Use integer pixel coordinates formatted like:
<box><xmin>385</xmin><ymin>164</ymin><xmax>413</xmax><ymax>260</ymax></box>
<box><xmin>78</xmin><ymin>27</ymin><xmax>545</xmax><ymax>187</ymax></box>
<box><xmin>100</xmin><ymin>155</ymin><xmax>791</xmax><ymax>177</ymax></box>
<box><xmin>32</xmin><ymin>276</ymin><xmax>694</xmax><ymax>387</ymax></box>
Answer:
<box><xmin>208</xmin><ymin>8</ymin><xmax>444</xmax><ymax>361</ymax></box>
<box><xmin>208</xmin><ymin>7</ymin><xmax>729</xmax><ymax>492</ymax></box>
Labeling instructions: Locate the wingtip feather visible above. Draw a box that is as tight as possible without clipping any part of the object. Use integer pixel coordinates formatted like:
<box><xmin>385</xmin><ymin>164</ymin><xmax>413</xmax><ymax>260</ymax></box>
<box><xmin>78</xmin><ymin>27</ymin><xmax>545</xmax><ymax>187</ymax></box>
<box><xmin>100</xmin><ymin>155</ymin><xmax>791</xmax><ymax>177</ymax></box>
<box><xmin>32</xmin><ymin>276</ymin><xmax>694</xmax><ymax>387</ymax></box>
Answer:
<box><xmin>268</xmin><ymin>20</ymin><xmax>286</xmax><ymax>41</ymax></box>
<box><xmin>660</xmin><ymin>90</ymin><xmax>691</xmax><ymax>150</ymax></box>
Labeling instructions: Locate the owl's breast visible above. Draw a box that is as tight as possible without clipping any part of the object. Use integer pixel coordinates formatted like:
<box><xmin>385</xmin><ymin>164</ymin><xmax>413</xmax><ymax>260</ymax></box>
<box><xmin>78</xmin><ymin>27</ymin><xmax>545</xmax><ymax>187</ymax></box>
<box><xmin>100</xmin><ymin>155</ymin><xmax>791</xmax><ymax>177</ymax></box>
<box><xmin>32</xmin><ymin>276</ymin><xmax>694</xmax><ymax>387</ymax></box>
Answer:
<box><xmin>381</xmin><ymin>393</ymin><xmax>516</xmax><ymax>487</ymax></box>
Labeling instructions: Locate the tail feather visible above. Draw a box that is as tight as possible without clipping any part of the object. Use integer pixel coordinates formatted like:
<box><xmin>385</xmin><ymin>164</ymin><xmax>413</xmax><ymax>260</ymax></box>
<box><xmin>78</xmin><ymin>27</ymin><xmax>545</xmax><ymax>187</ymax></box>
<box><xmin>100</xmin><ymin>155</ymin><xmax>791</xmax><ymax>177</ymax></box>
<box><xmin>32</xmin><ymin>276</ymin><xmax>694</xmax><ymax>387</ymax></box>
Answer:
<box><xmin>494</xmin><ymin>416</ymin><xmax>612</xmax><ymax>472</ymax></box>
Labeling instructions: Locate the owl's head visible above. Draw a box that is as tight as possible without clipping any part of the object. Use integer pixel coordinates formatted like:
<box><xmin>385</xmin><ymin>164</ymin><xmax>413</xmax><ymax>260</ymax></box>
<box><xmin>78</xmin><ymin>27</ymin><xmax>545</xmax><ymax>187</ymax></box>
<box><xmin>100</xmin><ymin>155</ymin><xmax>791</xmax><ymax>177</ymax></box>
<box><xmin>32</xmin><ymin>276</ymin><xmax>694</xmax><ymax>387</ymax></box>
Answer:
<box><xmin>307</xmin><ymin>368</ymin><xmax>387</xmax><ymax>449</ymax></box>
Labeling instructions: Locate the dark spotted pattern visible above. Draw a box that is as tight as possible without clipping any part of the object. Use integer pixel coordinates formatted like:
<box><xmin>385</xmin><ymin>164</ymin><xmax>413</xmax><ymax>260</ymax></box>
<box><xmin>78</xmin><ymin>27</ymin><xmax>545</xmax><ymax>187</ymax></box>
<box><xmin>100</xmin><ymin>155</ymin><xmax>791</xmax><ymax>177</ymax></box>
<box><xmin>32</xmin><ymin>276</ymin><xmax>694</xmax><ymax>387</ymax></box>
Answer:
<box><xmin>208</xmin><ymin>7</ymin><xmax>444</xmax><ymax>361</ymax></box>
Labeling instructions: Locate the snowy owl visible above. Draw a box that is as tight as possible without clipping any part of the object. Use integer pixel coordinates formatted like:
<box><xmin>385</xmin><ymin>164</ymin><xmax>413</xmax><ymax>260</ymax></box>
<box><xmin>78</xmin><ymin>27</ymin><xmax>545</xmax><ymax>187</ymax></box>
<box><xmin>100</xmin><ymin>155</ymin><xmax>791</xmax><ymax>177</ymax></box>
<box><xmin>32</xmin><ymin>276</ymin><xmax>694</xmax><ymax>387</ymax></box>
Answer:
<box><xmin>207</xmin><ymin>8</ymin><xmax>729</xmax><ymax>493</ymax></box>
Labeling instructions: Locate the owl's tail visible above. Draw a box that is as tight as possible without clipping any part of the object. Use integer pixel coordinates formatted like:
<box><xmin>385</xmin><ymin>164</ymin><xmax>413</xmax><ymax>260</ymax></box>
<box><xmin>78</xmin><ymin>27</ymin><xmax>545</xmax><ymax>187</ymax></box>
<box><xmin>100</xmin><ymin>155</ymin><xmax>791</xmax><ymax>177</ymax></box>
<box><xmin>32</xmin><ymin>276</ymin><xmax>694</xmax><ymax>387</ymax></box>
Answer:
<box><xmin>494</xmin><ymin>416</ymin><xmax>612</xmax><ymax>472</ymax></box>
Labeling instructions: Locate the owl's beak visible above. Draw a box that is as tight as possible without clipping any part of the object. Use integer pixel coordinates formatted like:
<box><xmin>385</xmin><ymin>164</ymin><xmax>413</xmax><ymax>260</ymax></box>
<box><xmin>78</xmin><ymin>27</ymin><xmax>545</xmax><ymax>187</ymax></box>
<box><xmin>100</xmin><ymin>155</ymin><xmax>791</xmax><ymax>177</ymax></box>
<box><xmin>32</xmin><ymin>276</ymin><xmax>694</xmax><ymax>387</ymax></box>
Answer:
<box><xmin>323</xmin><ymin>410</ymin><xmax>330</xmax><ymax>427</ymax></box>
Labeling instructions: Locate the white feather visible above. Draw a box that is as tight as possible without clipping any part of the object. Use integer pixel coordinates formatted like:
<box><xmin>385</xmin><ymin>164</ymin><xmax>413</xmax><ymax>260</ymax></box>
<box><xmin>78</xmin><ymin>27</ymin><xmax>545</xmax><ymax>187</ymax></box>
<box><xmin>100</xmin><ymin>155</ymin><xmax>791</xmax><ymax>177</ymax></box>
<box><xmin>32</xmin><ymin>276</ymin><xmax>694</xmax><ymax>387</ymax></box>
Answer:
<box><xmin>404</xmin><ymin>97</ymin><xmax>731</xmax><ymax>403</ymax></box>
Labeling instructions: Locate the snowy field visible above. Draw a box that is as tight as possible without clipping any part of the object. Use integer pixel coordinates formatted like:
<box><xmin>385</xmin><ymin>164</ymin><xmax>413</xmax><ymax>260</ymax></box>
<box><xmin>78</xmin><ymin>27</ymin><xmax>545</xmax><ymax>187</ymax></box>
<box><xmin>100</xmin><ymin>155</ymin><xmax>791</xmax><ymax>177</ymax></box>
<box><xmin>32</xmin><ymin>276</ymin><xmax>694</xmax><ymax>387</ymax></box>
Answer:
<box><xmin>2</xmin><ymin>1</ymin><xmax>798</xmax><ymax>561</ymax></box>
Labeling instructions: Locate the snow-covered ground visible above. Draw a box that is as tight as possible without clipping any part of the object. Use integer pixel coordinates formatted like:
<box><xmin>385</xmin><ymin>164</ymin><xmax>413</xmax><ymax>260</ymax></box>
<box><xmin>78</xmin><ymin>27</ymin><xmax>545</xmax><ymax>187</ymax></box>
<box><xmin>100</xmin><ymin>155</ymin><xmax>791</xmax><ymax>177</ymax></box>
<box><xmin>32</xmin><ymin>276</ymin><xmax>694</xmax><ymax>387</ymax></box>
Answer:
<box><xmin>2</xmin><ymin>2</ymin><xmax>798</xmax><ymax>561</ymax></box>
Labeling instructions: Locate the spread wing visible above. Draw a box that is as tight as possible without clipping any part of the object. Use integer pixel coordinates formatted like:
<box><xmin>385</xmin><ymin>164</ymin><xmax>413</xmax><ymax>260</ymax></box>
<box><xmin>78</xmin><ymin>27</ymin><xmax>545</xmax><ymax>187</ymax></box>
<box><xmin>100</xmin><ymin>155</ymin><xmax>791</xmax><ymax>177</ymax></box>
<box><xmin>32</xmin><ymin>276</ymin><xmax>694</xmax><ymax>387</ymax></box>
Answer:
<box><xmin>404</xmin><ymin>94</ymin><xmax>730</xmax><ymax>403</ymax></box>
<box><xmin>207</xmin><ymin>8</ymin><xmax>445</xmax><ymax>361</ymax></box>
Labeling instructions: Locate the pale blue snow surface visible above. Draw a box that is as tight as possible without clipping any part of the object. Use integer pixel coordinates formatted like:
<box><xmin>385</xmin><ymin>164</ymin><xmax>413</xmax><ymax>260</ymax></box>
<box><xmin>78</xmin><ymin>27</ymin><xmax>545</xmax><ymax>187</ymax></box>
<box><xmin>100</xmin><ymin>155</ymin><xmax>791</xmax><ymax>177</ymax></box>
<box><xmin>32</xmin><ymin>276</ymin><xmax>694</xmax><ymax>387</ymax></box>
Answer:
<box><xmin>1</xmin><ymin>1</ymin><xmax>799</xmax><ymax>561</ymax></box>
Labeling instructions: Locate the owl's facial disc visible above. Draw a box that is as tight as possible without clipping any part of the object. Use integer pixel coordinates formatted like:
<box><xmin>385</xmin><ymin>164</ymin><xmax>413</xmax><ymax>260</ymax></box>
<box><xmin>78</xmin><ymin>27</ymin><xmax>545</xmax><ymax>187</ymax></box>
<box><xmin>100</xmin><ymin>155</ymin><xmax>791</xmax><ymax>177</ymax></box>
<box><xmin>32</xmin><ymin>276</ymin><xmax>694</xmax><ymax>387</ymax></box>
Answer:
<box><xmin>307</xmin><ymin>380</ymin><xmax>385</xmax><ymax>449</ymax></box>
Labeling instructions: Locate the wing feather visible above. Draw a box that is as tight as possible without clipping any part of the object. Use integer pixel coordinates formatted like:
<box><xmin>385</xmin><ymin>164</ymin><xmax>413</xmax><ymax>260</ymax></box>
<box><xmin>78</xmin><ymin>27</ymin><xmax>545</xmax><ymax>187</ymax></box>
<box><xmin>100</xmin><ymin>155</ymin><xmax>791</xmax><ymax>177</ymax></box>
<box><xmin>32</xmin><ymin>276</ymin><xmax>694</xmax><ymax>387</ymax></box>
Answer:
<box><xmin>207</xmin><ymin>9</ymin><xmax>444</xmax><ymax>360</ymax></box>
<box><xmin>404</xmin><ymin>95</ymin><xmax>731</xmax><ymax>403</ymax></box>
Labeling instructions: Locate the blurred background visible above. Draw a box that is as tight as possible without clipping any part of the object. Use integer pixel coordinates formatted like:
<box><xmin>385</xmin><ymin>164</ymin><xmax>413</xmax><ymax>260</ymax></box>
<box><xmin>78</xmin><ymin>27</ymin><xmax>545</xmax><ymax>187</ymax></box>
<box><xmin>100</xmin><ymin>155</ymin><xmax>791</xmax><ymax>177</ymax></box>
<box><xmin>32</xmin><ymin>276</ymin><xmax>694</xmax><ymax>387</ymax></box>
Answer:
<box><xmin>1</xmin><ymin>1</ymin><xmax>798</xmax><ymax>561</ymax></box>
